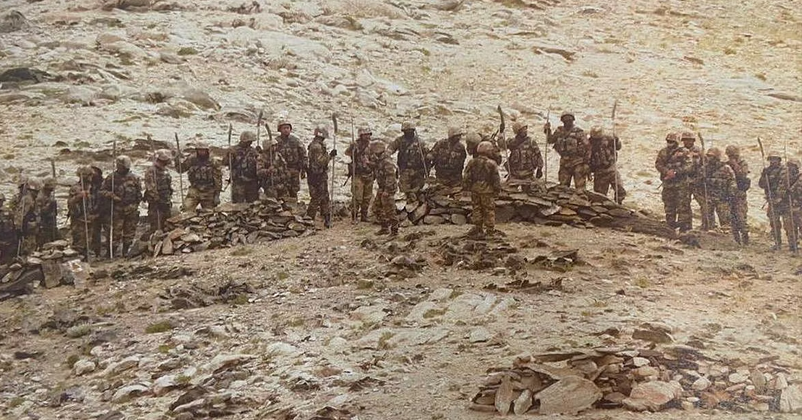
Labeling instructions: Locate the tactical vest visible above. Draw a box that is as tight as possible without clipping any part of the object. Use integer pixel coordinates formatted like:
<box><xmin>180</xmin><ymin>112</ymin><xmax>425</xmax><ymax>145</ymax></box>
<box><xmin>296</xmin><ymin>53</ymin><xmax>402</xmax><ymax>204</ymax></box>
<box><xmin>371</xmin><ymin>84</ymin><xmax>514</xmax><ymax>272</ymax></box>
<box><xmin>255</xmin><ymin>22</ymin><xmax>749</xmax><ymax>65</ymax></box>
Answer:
<box><xmin>277</xmin><ymin>136</ymin><xmax>304</xmax><ymax>171</ymax></box>
<box><xmin>307</xmin><ymin>139</ymin><xmax>329</xmax><ymax>176</ymax></box>
<box><xmin>397</xmin><ymin>137</ymin><xmax>426</xmax><ymax>171</ymax></box>
<box><xmin>589</xmin><ymin>137</ymin><xmax>616</xmax><ymax>171</ymax></box>
<box><xmin>706</xmin><ymin>162</ymin><xmax>735</xmax><ymax>200</ymax></box>
<box><xmin>148</xmin><ymin>167</ymin><xmax>173</xmax><ymax>203</ymax></box>
<box><xmin>728</xmin><ymin>158</ymin><xmax>750</xmax><ymax>192</ymax></box>
<box><xmin>465</xmin><ymin>156</ymin><xmax>500</xmax><ymax>194</ymax></box>
<box><xmin>232</xmin><ymin>146</ymin><xmax>258</xmax><ymax>181</ymax></box>
<box><xmin>188</xmin><ymin>158</ymin><xmax>218</xmax><ymax>188</ymax></box>
<box><xmin>432</xmin><ymin>140</ymin><xmax>466</xmax><ymax>172</ymax></box>
<box><xmin>110</xmin><ymin>172</ymin><xmax>142</xmax><ymax>207</ymax></box>
<box><xmin>553</xmin><ymin>127</ymin><xmax>587</xmax><ymax>159</ymax></box>
<box><xmin>508</xmin><ymin>137</ymin><xmax>539</xmax><ymax>173</ymax></box>
<box><xmin>375</xmin><ymin>157</ymin><xmax>398</xmax><ymax>193</ymax></box>
<box><xmin>351</xmin><ymin>143</ymin><xmax>373</xmax><ymax>176</ymax></box>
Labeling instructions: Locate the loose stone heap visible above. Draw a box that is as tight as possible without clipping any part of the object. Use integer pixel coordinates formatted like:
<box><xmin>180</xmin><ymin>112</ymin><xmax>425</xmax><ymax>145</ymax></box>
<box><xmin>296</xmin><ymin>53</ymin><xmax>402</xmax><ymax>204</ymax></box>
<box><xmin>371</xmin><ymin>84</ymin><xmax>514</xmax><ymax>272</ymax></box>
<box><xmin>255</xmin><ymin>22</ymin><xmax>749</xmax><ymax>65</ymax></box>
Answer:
<box><xmin>470</xmin><ymin>345</ymin><xmax>802</xmax><ymax>415</ymax></box>
<box><xmin>0</xmin><ymin>241</ymin><xmax>88</xmax><ymax>300</ymax></box>
<box><xmin>150</xmin><ymin>199</ymin><xmax>313</xmax><ymax>256</ymax></box>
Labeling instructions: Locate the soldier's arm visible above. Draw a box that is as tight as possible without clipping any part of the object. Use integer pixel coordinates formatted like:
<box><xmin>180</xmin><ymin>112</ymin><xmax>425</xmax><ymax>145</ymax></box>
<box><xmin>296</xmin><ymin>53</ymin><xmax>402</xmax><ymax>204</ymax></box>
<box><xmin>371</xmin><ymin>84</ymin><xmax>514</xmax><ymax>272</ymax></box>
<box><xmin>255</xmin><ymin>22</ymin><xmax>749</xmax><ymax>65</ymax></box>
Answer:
<box><xmin>344</xmin><ymin>144</ymin><xmax>354</xmax><ymax>158</ymax></box>
<box><xmin>655</xmin><ymin>151</ymin><xmax>667</xmax><ymax>175</ymax></box>
<box><xmin>614</xmin><ymin>136</ymin><xmax>622</xmax><ymax>151</ymax></box>
<box><xmin>490</xmin><ymin>162</ymin><xmax>502</xmax><ymax>193</ymax></box>
<box><xmin>213</xmin><ymin>160</ymin><xmax>223</xmax><ymax>191</ymax></box>
<box><xmin>758</xmin><ymin>170</ymin><xmax>768</xmax><ymax>190</ymax></box>
<box><xmin>298</xmin><ymin>141</ymin><xmax>308</xmax><ymax>172</ymax></box>
<box><xmin>387</xmin><ymin>138</ymin><xmax>399</xmax><ymax>154</ymax></box>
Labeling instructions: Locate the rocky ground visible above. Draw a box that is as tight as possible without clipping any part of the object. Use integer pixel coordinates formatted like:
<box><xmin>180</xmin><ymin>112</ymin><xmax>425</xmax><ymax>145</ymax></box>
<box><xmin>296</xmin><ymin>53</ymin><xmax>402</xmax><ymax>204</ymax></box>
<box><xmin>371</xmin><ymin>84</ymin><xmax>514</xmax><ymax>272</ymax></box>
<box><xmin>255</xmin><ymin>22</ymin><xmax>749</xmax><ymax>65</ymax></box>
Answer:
<box><xmin>1</xmin><ymin>0</ymin><xmax>801</xmax><ymax>419</ymax></box>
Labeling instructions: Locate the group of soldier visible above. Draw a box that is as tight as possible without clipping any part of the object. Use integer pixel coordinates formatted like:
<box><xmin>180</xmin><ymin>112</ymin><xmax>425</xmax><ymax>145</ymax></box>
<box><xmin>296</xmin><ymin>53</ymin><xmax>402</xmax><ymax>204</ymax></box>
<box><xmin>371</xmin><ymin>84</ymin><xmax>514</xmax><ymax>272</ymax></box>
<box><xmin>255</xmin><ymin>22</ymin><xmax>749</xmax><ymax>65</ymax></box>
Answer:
<box><xmin>655</xmin><ymin>131</ymin><xmax>801</xmax><ymax>252</ymax></box>
<box><xmin>2</xmin><ymin>110</ymin><xmax>797</xmax><ymax>263</ymax></box>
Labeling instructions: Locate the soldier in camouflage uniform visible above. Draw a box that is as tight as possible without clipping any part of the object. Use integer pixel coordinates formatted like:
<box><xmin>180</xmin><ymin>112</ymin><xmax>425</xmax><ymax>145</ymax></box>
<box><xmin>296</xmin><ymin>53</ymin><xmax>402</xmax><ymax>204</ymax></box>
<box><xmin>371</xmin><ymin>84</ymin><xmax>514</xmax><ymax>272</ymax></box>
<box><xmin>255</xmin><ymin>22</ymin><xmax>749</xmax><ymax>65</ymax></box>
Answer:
<box><xmin>781</xmin><ymin>159</ymin><xmax>802</xmax><ymax>252</ymax></box>
<box><xmin>176</xmin><ymin>141</ymin><xmax>222</xmax><ymax>211</ymax></box>
<box><xmin>36</xmin><ymin>176</ymin><xmax>59</xmax><ymax>246</ymax></box>
<box><xmin>545</xmin><ymin>112</ymin><xmax>589</xmax><ymax>189</ymax></box>
<box><xmin>90</xmin><ymin>166</ymin><xmax>107</xmax><ymax>257</ymax></box>
<box><xmin>307</xmin><ymin>127</ymin><xmax>337</xmax><ymax>227</ymax></box>
<box><xmin>345</xmin><ymin>128</ymin><xmax>375</xmax><ymax>222</ymax></box>
<box><xmin>14</xmin><ymin>178</ymin><xmax>41</xmax><ymax>256</ymax></box>
<box><xmin>144</xmin><ymin>149</ymin><xmax>174</xmax><ymax>234</ymax></box>
<box><xmin>758</xmin><ymin>153</ymin><xmax>786</xmax><ymax>250</ymax></box>
<box><xmin>655</xmin><ymin>133</ymin><xmax>693</xmax><ymax>232</ymax></box>
<box><xmin>387</xmin><ymin>122</ymin><xmax>428</xmax><ymax>202</ymax></box>
<box><xmin>226</xmin><ymin>131</ymin><xmax>260</xmax><ymax>203</ymax></box>
<box><xmin>275</xmin><ymin>120</ymin><xmax>308</xmax><ymax>203</ymax></box>
<box><xmin>506</xmin><ymin>122</ymin><xmax>544</xmax><ymax>192</ymax></box>
<box><xmin>775</xmin><ymin>158</ymin><xmax>800</xmax><ymax>252</ymax></box>
<box><xmin>725</xmin><ymin>145</ymin><xmax>750</xmax><ymax>245</ymax></box>
<box><xmin>68</xmin><ymin>166</ymin><xmax>97</xmax><ymax>254</ymax></box>
<box><xmin>101</xmin><ymin>155</ymin><xmax>142</xmax><ymax>256</ymax></box>
<box><xmin>371</xmin><ymin>140</ymin><xmax>399</xmax><ymax>236</ymax></box>
<box><xmin>463</xmin><ymin>141</ymin><xmax>502</xmax><ymax>238</ymax></box>
<box><xmin>588</xmin><ymin>126</ymin><xmax>625</xmax><ymax>204</ymax></box>
<box><xmin>466</xmin><ymin>131</ymin><xmax>502</xmax><ymax>164</ymax></box>
<box><xmin>702</xmin><ymin>148</ymin><xmax>736</xmax><ymax>231</ymax></box>
<box><xmin>0</xmin><ymin>193</ymin><xmax>17</xmax><ymax>265</ymax></box>
<box><xmin>680</xmin><ymin>132</ymin><xmax>709</xmax><ymax>229</ymax></box>
<box><xmin>427</xmin><ymin>126</ymin><xmax>467</xmax><ymax>188</ymax></box>
<box><xmin>258</xmin><ymin>139</ymin><xmax>288</xmax><ymax>199</ymax></box>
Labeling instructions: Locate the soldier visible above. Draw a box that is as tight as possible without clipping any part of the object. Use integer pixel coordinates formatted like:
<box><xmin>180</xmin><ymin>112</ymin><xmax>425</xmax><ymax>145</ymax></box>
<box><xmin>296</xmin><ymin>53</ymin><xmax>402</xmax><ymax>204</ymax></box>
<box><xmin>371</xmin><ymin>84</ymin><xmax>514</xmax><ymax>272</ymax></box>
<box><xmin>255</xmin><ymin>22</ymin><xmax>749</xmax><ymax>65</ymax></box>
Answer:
<box><xmin>0</xmin><ymin>193</ymin><xmax>17</xmax><ymax>265</ymax></box>
<box><xmin>467</xmin><ymin>131</ymin><xmax>502</xmax><ymax>164</ymax></box>
<box><xmin>776</xmin><ymin>158</ymin><xmax>800</xmax><ymax>252</ymax></box>
<box><xmin>67</xmin><ymin>166</ymin><xmax>97</xmax><ymax>255</ymax></box>
<box><xmin>758</xmin><ymin>152</ymin><xmax>786</xmax><ymax>250</ymax></box>
<box><xmin>345</xmin><ymin>127</ymin><xmax>375</xmax><ymax>222</ymax></box>
<box><xmin>176</xmin><ymin>141</ymin><xmax>222</xmax><ymax>211</ymax></box>
<box><xmin>545</xmin><ymin>111</ymin><xmax>589</xmax><ymax>189</ymax></box>
<box><xmin>783</xmin><ymin>159</ymin><xmax>802</xmax><ymax>251</ymax></box>
<box><xmin>463</xmin><ymin>141</ymin><xmax>502</xmax><ymax>238</ymax></box>
<box><xmin>680</xmin><ymin>132</ymin><xmax>709</xmax><ymax>229</ymax></box>
<box><xmin>274</xmin><ymin>120</ymin><xmax>308</xmax><ymax>203</ymax></box>
<box><xmin>225</xmin><ymin>131</ymin><xmax>260</xmax><ymax>203</ymax></box>
<box><xmin>371</xmin><ymin>140</ymin><xmax>399</xmax><ymax>236</ymax></box>
<box><xmin>588</xmin><ymin>126</ymin><xmax>625</xmax><ymax>204</ymax></box>
<box><xmin>89</xmin><ymin>166</ymin><xmax>107</xmax><ymax>257</ymax></box>
<box><xmin>14</xmin><ymin>178</ymin><xmax>41</xmax><ymax>256</ymax></box>
<box><xmin>307</xmin><ymin>126</ymin><xmax>337</xmax><ymax>227</ymax></box>
<box><xmin>506</xmin><ymin>122</ymin><xmax>544</xmax><ymax>192</ymax></box>
<box><xmin>37</xmin><ymin>176</ymin><xmax>59</xmax><ymax>246</ymax></box>
<box><xmin>387</xmin><ymin>122</ymin><xmax>428</xmax><ymax>202</ymax></box>
<box><xmin>101</xmin><ymin>155</ymin><xmax>142</xmax><ymax>256</ymax></box>
<box><xmin>427</xmin><ymin>126</ymin><xmax>467</xmax><ymax>188</ymax></box>
<box><xmin>725</xmin><ymin>146</ymin><xmax>750</xmax><ymax>245</ymax></box>
<box><xmin>257</xmin><ymin>138</ymin><xmax>288</xmax><ymax>199</ymax></box>
<box><xmin>655</xmin><ymin>133</ymin><xmax>693</xmax><ymax>232</ymax></box>
<box><xmin>702</xmin><ymin>148</ymin><xmax>736</xmax><ymax>231</ymax></box>
<box><xmin>144</xmin><ymin>149</ymin><xmax>173</xmax><ymax>234</ymax></box>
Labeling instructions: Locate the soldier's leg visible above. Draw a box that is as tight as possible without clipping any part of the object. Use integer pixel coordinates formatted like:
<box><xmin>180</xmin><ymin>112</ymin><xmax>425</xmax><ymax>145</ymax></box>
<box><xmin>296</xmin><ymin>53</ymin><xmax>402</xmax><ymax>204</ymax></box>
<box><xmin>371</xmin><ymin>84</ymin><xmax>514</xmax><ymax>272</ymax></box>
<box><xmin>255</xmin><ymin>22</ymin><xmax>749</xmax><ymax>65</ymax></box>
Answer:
<box><xmin>483</xmin><ymin>194</ymin><xmax>496</xmax><ymax>232</ymax></box>
<box><xmin>661</xmin><ymin>187</ymin><xmax>677</xmax><ymax>228</ymax></box>
<box><xmin>184</xmin><ymin>188</ymin><xmax>201</xmax><ymax>212</ymax></box>
<box><xmin>782</xmin><ymin>212</ymin><xmax>797</xmax><ymax>251</ymax></box>
<box><xmin>557</xmin><ymin>162</ymin><xmax>571</xmax><ymax>187</ymax></box>
<box><xmin>320</xmin><ymin>180</ymin><xmax>331</xmax><ymax>217</ymax></box>
<box><xmin>71</xmin><ymin>221</ymin><xmax>88</xmax><ymax>253</ymax></box>
<box><xmin>677</xmin><ymin>185</ymin><xmax>693</xmax><ymax>232</ymax></box>
<box><xmin>231</xmin><ymin>183</ymin><xmax>243</xmax><ymax>204</ymax></box>
<box><xmin>382</xmin><ymin>193</ymin><xmax>398</xmax><ymax>234</ymax></box>
<box><xmin>110</xmin><ymin>214</ymin><xmax>124</xmax><ymax>255</ymax></box>
<box><xmin>715</xmin><ymin>200</ymin><xmax>731</xmax><ymax>229</ymax></box>
<box><xmin>469</xmin><ymin>193</ymin><xmax>484</xmax><ymax>234</ymax></box>
<box><xmin>593</xmin><ymin>171</ymin><xmax>609</xmax><ymax>196</ymax></box>
<box><xmin>306</xmin><ymin>178</ymin><xmax>319</xmax><ymax>220</ymax></box>
<box><xmin>351</xmin><ymin>177</ymin><xmax>364</xmax><ymax>221</ymax></box>
<box><xmin>614</xmin><ymin>170</ymin><xmax>626</xmax><ymax>204</ymax></box>
<box><xmin>361</xmin><ymin>178</ymin><xmax>374</xmax><ymax>221</ymax></box>
<box><xmin>122</xmin><ymin>210</ymin><xmax>138</xmax><ymax>255</ymax></box>
<box><xmin>573</xmin><ymin>165</ymin><xmax>588</xmax><ymax>190</ymax></box>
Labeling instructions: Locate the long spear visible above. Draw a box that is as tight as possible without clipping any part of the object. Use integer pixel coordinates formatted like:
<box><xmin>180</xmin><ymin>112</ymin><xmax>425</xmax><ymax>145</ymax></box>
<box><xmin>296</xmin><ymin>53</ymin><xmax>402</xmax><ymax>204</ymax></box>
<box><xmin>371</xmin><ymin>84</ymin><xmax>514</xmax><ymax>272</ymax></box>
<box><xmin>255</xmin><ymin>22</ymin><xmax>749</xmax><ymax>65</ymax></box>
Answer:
<box><xmin>109</xmin><ymin>139</ymin><xmax>117</xmax><ymax>258</ymax></box>
<box><xmin>544</xmin><ymin>107</ymin><xmax>551</xmax><ymax>184</ymax></box>
<box><xmin>174</xmin><ymin>133</ymin><xmax>185</xmax><ymax>211</ymax></box>
<box><xmin>331</xmin><ymin>113</ymin><xmax>338</xmax><ymax>218</ymax></box>
<box><xmin>79</xmin><ymin>174</ymin><xmax>91</xmax><ymax>262</ymax></box>
<box><xmin>147</xmin><ymin>134</ymin><xmax>162</xmax><ymax>232</ymax></box>
<box><xmin>784</xmin><ymin>138</ymin><xmax>797</xmax><ymax>254</ymax></box>
<box><xmin>698</xmin><ymin>132</ymin><xmax>710</xmax><ymax>229</ymax></box>
<box><xmin>350</xmin><ymin>116</ymin><xmax>357</xmax><ymax>222</ymax></box>
<box><xmin>758</xmin><ymin>137</ymin><xmax>779</xmax><ymax>249</ymax></box>
<box><xmin>611</xmin><ymin>100</ymin><xmax>619</xmax><ymax>204</ymax></box>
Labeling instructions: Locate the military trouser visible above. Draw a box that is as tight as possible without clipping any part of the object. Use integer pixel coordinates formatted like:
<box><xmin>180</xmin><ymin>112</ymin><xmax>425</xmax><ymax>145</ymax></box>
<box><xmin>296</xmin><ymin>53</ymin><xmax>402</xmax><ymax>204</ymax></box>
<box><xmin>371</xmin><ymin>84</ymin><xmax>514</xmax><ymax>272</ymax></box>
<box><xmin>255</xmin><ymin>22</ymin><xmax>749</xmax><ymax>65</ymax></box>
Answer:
<box><xmin>232</xmin><ymin>180</ymin><xmax>259</xmax><ymax>204</ymax></box>
<box><xmin>662</xmin><ymin>183</ymin><xmax>692</xmax><ymax>231</ymax></box>
<box><xmin>691</xmin><ymin>184</ymin><xmax>712</xmax><ymax>230</ymax></box>
<box><xmin>91</xmin><ymin>213</ymin><xmax>107</xmax><ymax>257</ymax></box>
<box><xmin>704</xmin><ymin>198</ymin><xmax>731</xmax><ymax>230</ymax></box>
<box><xmin>769</xmin><ymin>204</ymin><xmax>797</xmax><ymax>250</ymax></box>
<box><xmin>471</xmin><ymin>193</ymin><xmax>496</xmax><ymax>231</ymax></box>
<box><xmin>184</xmin><ymin>186</ymin><xmax>219</xmax><ymax>211</ymax></box>
<box><xmin>729</xmin><ymin>192</ymin><xmax>749</xmax><ymax>244</ymax></box>
<box><xmin>593</xmin><ymin>167</ymin><xmax>626</xmax><ymax>204</ymax></box>
<box><xmin>70</xmin><ymin>218</ymin><xmax>94</xmax><ymax>254</ymax></box>
<box><xmin>0</xmin><ymin>241</ymin><xmax>14</xmax><ymax>265</ymax></box>
<box><xmin>435</xmin><ymin>170</ymin><xmax>462</xmax><ymax>188</ymax></box>
<box><xmin>282</xmin><ymin>169</ymin><xmax>302</xmax><ymax>203</ymax></box>
<box><xmin>375</xmin><ymin>190</ymin><xmax>398</xmax><ymax>231</ymax></box>
<box><xmin>352</xmin><ymin>175</ymin><xmax>374</xmax><ymax>220</ymax></box>
<box><xmin>558</xmin><ymin>161</ymin><xmax>589</xmax><ymax>190</ymax></box>
<box><xmin>19</xmin><ymin>233</ymin><xmax>37</xmax><ymax>256</ymax></box>
<box><xmin>306</xmin><ymin>174</ymin><xmax>330</xmax><ymax>220</ymax></box>
<box><xmin>399</xmin><ymin>169</ymin><xmax>425</xmax><ymax>201</ymax></box>
<box><xmin>147</xmin><ymin>202</ymin><xmax>171</xmax><ymax>234</ymax></box>
<box><xmin>111</xmin><ymin>207</ymin><xmax>139</xmax><ymax>256</ymax></box>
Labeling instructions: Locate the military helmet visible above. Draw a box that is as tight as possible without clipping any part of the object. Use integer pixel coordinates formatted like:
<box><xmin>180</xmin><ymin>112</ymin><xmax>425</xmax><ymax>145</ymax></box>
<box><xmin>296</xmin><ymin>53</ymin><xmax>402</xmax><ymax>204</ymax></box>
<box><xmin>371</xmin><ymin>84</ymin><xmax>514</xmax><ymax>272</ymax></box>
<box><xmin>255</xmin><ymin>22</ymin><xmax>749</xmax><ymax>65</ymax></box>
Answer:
<box><xmin>277</xmin><ymin>120</ymin><xmax>292</xmax><ymax>130</ymax></box>
<box><xmin>194</xmin><ymin>141</ymin><xmax>210</xmax><ymax>150</ymax></box>
<box><xmin>314</xmin><ymin>126</ymin><xmax>329</xmax><ymax>139</ymax></box>
<box><xmin>240</xmin><ymin>131</ymin><xmax>257</xmax><ymax>143</ymax></box>
<box><xmin>369</xmin><ymin>140</ymin><xmax>386</xmax><ymax>154</ymax></box>
<box><xmin>116</xmin><ymin>155</ymin><xmax>132</xmax><ymax>169</ymax></box>
<box><xmin>706</xmin><ymin>147</ymin><xmax>722</xmax><ymax>159</ymax></box>
<box><xmin>477</xmin><ymin>141</ymin><xmax>495</xmax><ymax>157</ymax></box>
<box><xmin>589</xmin><ymin>126</ymin><xmax>605</xmax><ymax>137</ymax></box>
<box><xmin>358</xmin><ymin>127</ymin><xmax>372</xmax><ymax>136</ymax></box>
<box><xmin>767</xmin><ymin>151</ymin><xmax>782</xmax><ymax>160</ymax></box>
<box><xmin>560</xmin><ymin>111</ymin><xmax>575</xmax><ymax>120</ymax></box>
<box><xmin>401</xmin><ymin>121</ymin><xmax>416</xmax><ymax>131</ymax></box>
<box><xmin>447</xmin><ymin>125</ymin><xmax>464</xmax><ymax>138</ymax></box>
<box><xmin>155</xmin><ymin>149</ymin><xmax>172</xmax><ymax>162</ymax></box>
<box><xmin>27</xmin><ymin>178</ymin><xmax>42</xmax><ymax>191</ymax></box>
<box><xmin>788</xmin><ymin>158</ymin><xmax>801</xmax><ymax>168</ymax></box>
<box><xmin>512</xmin><ymin>121</ymin><xmax>527</xmax><ymax>135</ymax></box>
<box><xmin>43</xmin><ymin>177</ymin><xmax>57</xmax><ymax>189</ymax></box>
<box><xmin>77</xmin><ymin>166</ymin><xmax>94</xmax><ymax>178</ymax></box>
<box><xmin>725</xmin><ymin>145</ymin><xmax>739</xmax><ymax>157</ymax></box>
<box><xmin>680</xmin><ymin>132</ymin><xmax>696</xmax><ymax>142</ymax></box>
<box><xmin>665</xmin><ymin>132</ymin><xmax>680</xmax><ymax>143</ymax></box>
<box><xmin>465</xmin><ymin>132</ymin><xmax>482</xmax><ymax>148</ymax></box>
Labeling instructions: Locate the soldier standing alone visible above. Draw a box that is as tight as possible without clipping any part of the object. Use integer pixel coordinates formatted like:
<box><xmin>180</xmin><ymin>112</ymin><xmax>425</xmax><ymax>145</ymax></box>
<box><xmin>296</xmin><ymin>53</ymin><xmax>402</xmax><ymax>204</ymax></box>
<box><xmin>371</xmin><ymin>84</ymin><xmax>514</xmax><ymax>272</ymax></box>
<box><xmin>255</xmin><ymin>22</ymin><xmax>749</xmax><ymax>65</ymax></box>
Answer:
<box><xmin>101</xmin><ymin>155</ymin><xmax>142</xmax><ymax>256</ymax></box>
<box><xmin>725</xmin><ymin>145</ymin><xmax>750</xmax><ymax>245</ymax></box>
<box><xmin>427</xmin><ymin>126</ymin><xmax>467</xmax><ymax>188</ymax></box>
<box><xmin>274</xmin><ymin>120</ymin><xmax>307</xmax><ymax>203</ymax></box>
<box><xmin>545</xmin><ymin>112</ymin><xmax>589</xmax><ymax>189</ymax></box>
<box><xmin>463</xmin><ymin>141</ymin><xmax>502</xmax><ymax>238</ymax></box>
<box><xmin>176</xmin><ymin>141</ymin><xmax>222</xmax><ymax>211</ymax></box>
<box><xmin>371</xmin><ymin>140</ymin><xmax>399</xmax><ymax>236</ymax></box>
<box><xmin>307</xmin><ymin>126</ymin><xmax>337</xmax><ymax>227</ymax></box>
<box><xmin>588</xmin><ymin>126</ymin><xmax>625</xmax><ymax>204</ymax></box>
<box><xmin>144</xmin><ymin>149</ymin><xmax>173</xmax><ymax>233</ymax></box>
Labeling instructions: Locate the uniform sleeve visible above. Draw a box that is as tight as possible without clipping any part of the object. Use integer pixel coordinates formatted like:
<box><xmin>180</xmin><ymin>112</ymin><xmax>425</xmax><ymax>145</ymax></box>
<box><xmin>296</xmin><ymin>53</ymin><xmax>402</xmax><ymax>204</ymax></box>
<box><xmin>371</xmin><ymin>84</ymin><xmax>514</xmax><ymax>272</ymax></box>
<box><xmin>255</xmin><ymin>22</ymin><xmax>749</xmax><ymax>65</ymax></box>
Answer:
<box><xmin>531</xmin><ymin>141</ymin><xmax>543</xmax><ymax>170</ymax></box>
<box><xmin>758</xmin><ymin>169</ymin><xmax>768</xmax><ymax>190</ymax></box>
<box><xmin>345</xmin><ymin>143</ymin><xmax>354</xmax><ymax>158</ymax></box>
<box><xmin>298</xmin><ymin>140</ymin><xmax>308</xmax><ymax>171</ymax></box>
<box><xmin>213</xmin><ymin>160</ymin><xmax>223</xmax><ymax>191</ymax></box>
<box><xmin>490</xmin><ymin>161</ymin><xmax>502</xmax><ymax>194</ymax></box>
<box><xmin>462</xmin><ymin>160</ymin><xmax>473</xmax><ymax>190</ymax></box>
<box><xmin>387</xmin><ymin>138</ymin><xmax>399</xmax><ymax>154</ymax></box>
<box><xmin>655</xmin><ymin>150</ymin><xmax>667</xmax><ymax>175</ymax></box>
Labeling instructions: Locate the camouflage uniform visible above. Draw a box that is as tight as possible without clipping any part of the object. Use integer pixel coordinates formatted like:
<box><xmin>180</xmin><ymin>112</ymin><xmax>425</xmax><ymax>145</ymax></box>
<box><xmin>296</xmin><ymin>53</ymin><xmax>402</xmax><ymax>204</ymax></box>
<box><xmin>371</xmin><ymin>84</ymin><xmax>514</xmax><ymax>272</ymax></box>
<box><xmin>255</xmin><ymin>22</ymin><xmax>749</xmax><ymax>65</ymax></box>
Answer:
<box><xmin>547</xmin><ymin>115</ymin><xmax>589</xmax><ymax>189</ymax></box>
<box><xmin>682</xmin><ymin>136</ymin><xmax>709</xmax><ymax>229</ymax></box>
<box><xmin>68</xmin><ymin>167</ymin><xmax>97</xmax><ymax>254</ymax></box>
<box><xmin>176</xmin><ymin>145</ymin><xmax>222</xmax><ymax>211</ymax></box>
<box><xmin>387</xmin><ymin>123</ymin><xmax>428</xmax><ymax>201</ymax></box>
<box><xmin>89</xmin><ymin>166</ymin><xmax>107</xmax><ymax>257</ymax></box>
<box><xmin>306</xmin><ymin>130</ymin><xmax>333</xmax><ymax>224</ymax></box>
<box><xmin>775</xmin><ymin>160</ymin><xmax>800</xmax><ymax>251</ymax></box>
<box><xmin>588</xmin><ymin>128</ymin><xmax>625</xmax><ymax>204</ymax></box>
<box><xmin>758</xmin><ymin>158</ymin><xmax>787</xmax><ymax>249</ymax></box>
<box><xmin>464</xmin><ymin>142</ymin><xmax>502</xmax><ymax>236</ymax></box>
<box><xmin>14</xmin><ymin>181</ymin><xmax>41</xmax><ymax>256</ymax></box>
<box><xmin>36</xmin><ymin>178</ymin><xmax>59</xmax><ymax>246</ymax></box>
<box><xmin>427</xmin><ymin>129</ymin><xmax>467</xmax><ymax>188</ymax></box>
<box><xmin>655</xmin><ymin>134</ymin><xmax>693</xmax><ymax>231</ymax></box>
<box><xmin>783</xmin><ymin>167</ymin><xmax>802</xmax><ymax>251</ymax></box>
<box><xmin>225</xmin><ymin>133</ymin><xmax>260</xmax><ymax>203</ymax></box>
<box><xmin>702</xmin><ymin>148</ymin><xmax>735</xmax><ymax>230</ymax></box>
<box><xmin>0</xmin><ymin>194</ymin><xmax>16</xmax><ymax>264</ymax></box>
<box><xmin>275</xmin><ymin>132</ymin><xmax>307</xmax><ymax>203</ymax></box>
<box><xmin>507</xmin><ymin>125</ymin><xmax>544</xmax><ymax>191</ymax></box>
<box><xmin>257</xmin><ymin>144</ymin><xmax>288</xmax><ymax>199</ymax></box>
<box><xmin>372</xmin><ymin>143</ymin><xmax>399</xmax><ymax>235</ymax></box>
<box><xmin>101</xmin><ymin>157</ymin><xmax>142</xmax><ymax>256</ymax></box>
<box><xmin>726</xmin><ymin>146</ymin><xmax>750</xmax><ymax>244</ymax></box>
<box><xmin>143</xmin><ymin>153</ymin><xmax>173</xmax><ymax>233</ymax></box>
<box><xmin>345</xmin><ymin>139</ymin><xmax>375</xmax><ymax>221</ymax></box>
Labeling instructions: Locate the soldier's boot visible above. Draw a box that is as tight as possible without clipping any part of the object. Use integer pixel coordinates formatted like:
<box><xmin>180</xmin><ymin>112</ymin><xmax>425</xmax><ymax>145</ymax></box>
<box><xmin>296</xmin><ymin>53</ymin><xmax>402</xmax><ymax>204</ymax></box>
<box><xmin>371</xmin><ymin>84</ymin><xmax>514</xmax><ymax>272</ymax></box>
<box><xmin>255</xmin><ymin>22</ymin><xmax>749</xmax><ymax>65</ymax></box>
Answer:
<box><xmin>122</xmin><ymin>242</ymin><xmax>132</xmax><ymax>257</ymax></box>
<box><xmin>306</xmin><ymin>208</ymin><xmax>317</xmax><ymax>221</ymax></box>
<box><xmin>323</xmin><ymin>214</ymin><xmax>332</xmax><ymax>228</ymax></box>
<box><xmin>376</xmin><ymin>225</ymin><xmax>389</xmax><ymax>235</ymax></box>
<box><xmin>732</xmin><ymin>230</ymin><xmax>741</xmax><ymax>245</ymax></box>
<box><xmin>741</xmin><ymin>231</ymin><xmax>749</xmax><ymax>246</ymax></box>
<box><xmin>466</xmin><ymin>226</ymin><xmax>484</xmax><ymax>239</ymax></box>
<box><xmin>360</xmin><ymin>209</ymin><xmax>369</xmax><ymax>223</ymax></box>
